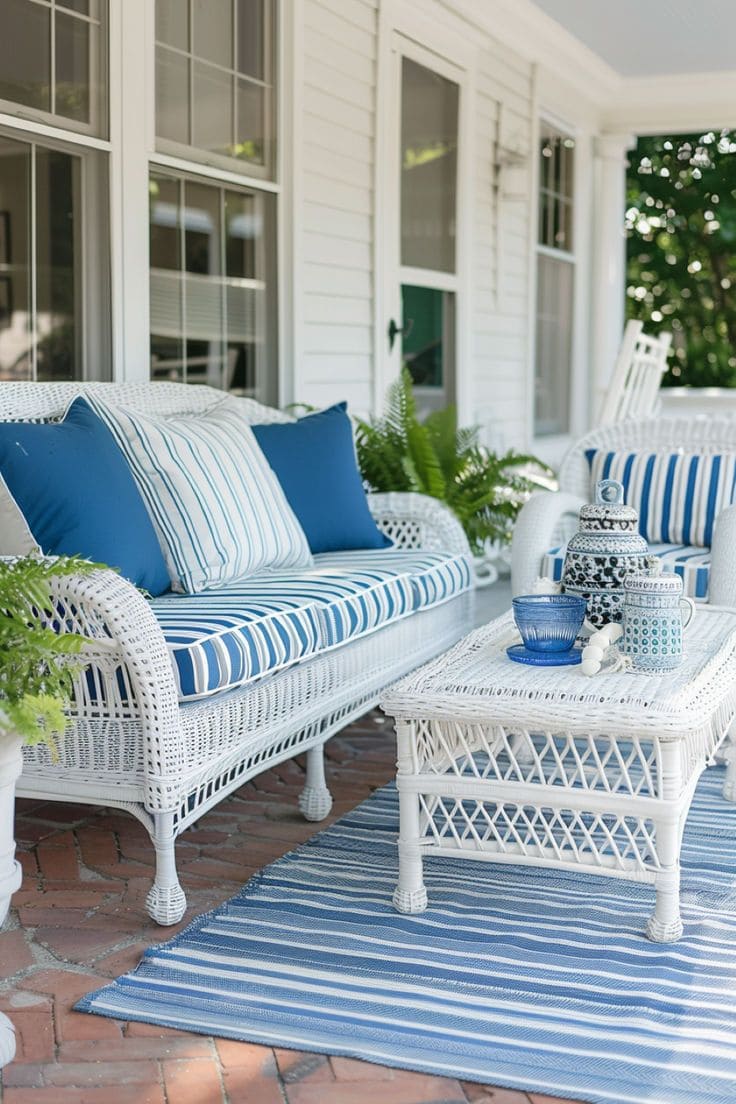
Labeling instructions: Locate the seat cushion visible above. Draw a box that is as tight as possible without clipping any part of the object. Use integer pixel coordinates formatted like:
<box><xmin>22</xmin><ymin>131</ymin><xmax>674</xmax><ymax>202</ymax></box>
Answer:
<box><xmin>585</xmin><ymin>448</ymin><xmax>736</xmax><ymax>547</ymax></box>
<box><xmin>150</xmin><ymin>564</ymin><xmax>417</xmax><ymax>700</ymax></box>
<box><xmin>315</xmin><ymin>549</ymin><xmax>473</xmax><ymax>611</ymax></box>
<box><xmin>543</xmin><ymin>544</ymin><xmax>711</xmax><ymax>601</ymax></box>
<box><xmin>88</xmin><ymin>397</ymin><xmax>313</xmax><ymax>593</ymax></box>
<box><xmin>253</xmin><ymin>404</ymin><xmax>392</xmax><ymax>554</ymax></box>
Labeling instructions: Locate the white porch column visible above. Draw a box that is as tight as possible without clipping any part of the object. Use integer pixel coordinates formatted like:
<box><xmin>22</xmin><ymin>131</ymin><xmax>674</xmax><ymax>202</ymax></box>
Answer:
<box><xmin>108</xmin><ymin>0</ymin><xmax>155</xmax><ymax>382</ymax></box>
<box><xmin>590</xmin><ymin>132</ymin><xmax>635</xmax><ymax>424</ymax></box>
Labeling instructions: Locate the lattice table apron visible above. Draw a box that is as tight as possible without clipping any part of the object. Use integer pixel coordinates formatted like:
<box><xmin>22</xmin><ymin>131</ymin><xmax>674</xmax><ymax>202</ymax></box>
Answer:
<box><xmin>381</xmin><ymin>607</ymin><xmax>736</xmax><ymax>941</ymax></box>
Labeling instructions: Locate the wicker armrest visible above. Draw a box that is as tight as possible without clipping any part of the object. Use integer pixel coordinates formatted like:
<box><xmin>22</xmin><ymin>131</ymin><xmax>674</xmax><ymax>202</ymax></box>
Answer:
<box><xmin>709</xmin><ymin>504</ymin><xmax>736</xmax><ymax>607</ymax></box>
<box><xmin>367</xmin><ymin>492</ymin><xmax>471</xmax><ymax>557</ymax></box>
<box><xmin>510</xmin><ymin>490</ymin><xmax>587</xmax><ymax>597</ymax></box>
<box><xmin>49</xmin><ymin>568</ymin><xmax>185</xmax><ymax>798</ymax></box>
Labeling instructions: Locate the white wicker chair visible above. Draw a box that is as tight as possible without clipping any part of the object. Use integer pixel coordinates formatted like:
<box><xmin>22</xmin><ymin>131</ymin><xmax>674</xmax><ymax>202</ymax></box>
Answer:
<box><xmin>0</xmin><ymin>382</ymin><xmax>475</xmax><ymax>925</ymax></box>
<box><xmin>511</xmin><ymin>415</ymin><xmax>736</xmax><ymax>603</ymax></box>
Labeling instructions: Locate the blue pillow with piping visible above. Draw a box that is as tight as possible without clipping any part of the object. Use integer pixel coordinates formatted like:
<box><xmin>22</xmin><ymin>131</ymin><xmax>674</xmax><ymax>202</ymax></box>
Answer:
<box><xmin>253</xmin><ymin>403</ymin><xmax>392</xmax><ymax>554</ymax></box>
<box><xmin>0</xmin><ymin>396</ymin><xmax>170</xmax><ymax>595</ymax></box>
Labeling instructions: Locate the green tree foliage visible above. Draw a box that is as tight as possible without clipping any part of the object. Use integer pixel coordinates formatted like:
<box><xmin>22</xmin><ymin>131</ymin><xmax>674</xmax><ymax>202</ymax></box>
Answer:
<box><xmin>626</xmin><ymin>129</ymin><xmax>736</xmax><ymax>387</ymax></box>
<box><xmin>355</xmin><ymin>369</ymin><xmax>551</xmax><ymax>553</ymax></box>
<box><xmin>0</xmin><ymin>557</ymin><xmax>93</xmax><ymax>748</ymax></box>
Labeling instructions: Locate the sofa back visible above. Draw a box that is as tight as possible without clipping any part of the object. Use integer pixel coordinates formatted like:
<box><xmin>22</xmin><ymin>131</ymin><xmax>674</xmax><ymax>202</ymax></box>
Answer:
<box><xmin>0</xmin><ymin>381</ymin><xmax>292</xmax><ymax>425</ymax></box>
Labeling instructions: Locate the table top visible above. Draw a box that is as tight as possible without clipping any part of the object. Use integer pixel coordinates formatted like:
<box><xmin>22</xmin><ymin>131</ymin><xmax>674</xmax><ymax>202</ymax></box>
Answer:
<box><xmin>382</xmin><ymin>606</ymin><xmax>736</xmax><ymax>742</ymax></box>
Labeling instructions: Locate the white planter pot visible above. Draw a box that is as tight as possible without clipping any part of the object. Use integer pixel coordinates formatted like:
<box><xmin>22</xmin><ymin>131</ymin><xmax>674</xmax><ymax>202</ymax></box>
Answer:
<box><xmin>0</xmin><ymin>733</ymin><xmax>24</xmax><ymax>1069</ymax></box>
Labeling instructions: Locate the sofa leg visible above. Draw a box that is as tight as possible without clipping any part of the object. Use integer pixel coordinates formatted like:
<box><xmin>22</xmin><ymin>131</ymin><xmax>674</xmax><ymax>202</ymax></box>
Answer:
<box><xmin>145</xmin><ymin>812</ymin><xmax>187</xmax><ymax>925</ymax></box>
<box><xmin>299</xmin><ymin>744</ymin><xmax>333</xmax><ymax>822</ymax></box>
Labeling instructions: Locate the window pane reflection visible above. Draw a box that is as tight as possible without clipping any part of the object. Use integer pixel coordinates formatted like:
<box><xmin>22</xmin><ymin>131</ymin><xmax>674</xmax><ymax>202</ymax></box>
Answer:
<box><xmin>0</xmin><ymin>0</ymin><xmax>51</xmax><ymax>114</ymax></box>
<box><xmin>35</xmin><ymin>149</ymin><xmax>81</xmax><ymax>381</ymax></box>
<box><xmin>400</xmin><ymin>57</ymin><xmax>458</xmax><ymax>273</ymax></box>
<box><xmin>55</xmin><ymin>11</ymin><xmax>90</xmax><ymax>123</ymax></box>
<box><xmin>150</xmin><ymin>172</ymin><xmax>274</xmax><ymax>399</ymax></box>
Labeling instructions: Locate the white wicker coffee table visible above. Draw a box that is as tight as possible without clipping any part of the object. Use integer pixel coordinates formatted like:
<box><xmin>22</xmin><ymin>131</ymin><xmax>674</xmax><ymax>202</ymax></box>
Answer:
<box><xmin>381</xmin><ymin>607</ymin><xmax>736</xmax><ymax>941</ymax></box>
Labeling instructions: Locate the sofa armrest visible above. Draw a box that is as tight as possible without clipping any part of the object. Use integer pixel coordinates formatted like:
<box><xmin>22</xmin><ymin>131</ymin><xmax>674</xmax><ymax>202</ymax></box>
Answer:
<box><xmin>47</xmin><ymin>567</ymin><xmax>185</xmax><ymax>807</ymax></box>
<box><xmin>367</xmin><ymin>492</ymin><xmax>471</xmax><ymax>557</ymax></box>
<box><xmin>709</xmin><ymin>504</ymin><xmax>736</xmax><ymax>606</ymax></box>
<box><xmin>511</xmin><ymin>490</ymin><xmax>586</xmax><ymax>597</ymax></box>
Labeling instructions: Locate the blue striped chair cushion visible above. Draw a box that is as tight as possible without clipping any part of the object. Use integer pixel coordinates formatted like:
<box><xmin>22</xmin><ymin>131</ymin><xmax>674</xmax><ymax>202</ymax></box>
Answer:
<box><xmin>314</xmin><ymin>549</ymin><xmax>473</xmax><ymax>611</ymax></box>
<box><xmin>586</xmin><ymin>448</ymin><xmax>736</xmax><ymax>547</ymax></box>
<box><xmin>88</xmin><ymin>398</ymin><xmax>313</xmax><ymax>593</ymax></box>
<box><xmin>543</xmin><ymin>543</ymin><xmax>711</xmax><ymax>601</ymax></box>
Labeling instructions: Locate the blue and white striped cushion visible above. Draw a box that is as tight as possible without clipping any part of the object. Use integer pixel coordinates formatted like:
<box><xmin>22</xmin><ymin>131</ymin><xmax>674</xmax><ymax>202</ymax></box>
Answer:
<box><xmin>150</xmin><ymin>567</ymin><xmax>414</xmax><ymax>700</ymax></box>
<box><xmin>586</xmin><ymin>449</ymin><xmax>736</xmax><ymax>547</ymax></box>
<box><xmin>149</xmin><ymin>551</ymin><xmax>471</xmax><ymax>700</ymax></box>
<box><xmin>88</xmin><ymin>398</ymin><xmax>313</xmax><ymax>593</ymax></box>
<box><xmin>314</xmin><ymin>549</ymin><xmax>473</xmax><ymax>611</ymax></box>
<box><xmin>543</xmin><ymin>543</ymin><xmax>711</xmax><ymax>601</ymax></box>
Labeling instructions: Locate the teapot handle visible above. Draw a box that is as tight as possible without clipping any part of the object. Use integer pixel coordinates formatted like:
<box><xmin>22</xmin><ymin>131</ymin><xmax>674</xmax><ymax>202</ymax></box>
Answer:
<box><xmin>680</xmin><ymin>597</ymin><xmax>696</xmax><ymax>631</ymax></box>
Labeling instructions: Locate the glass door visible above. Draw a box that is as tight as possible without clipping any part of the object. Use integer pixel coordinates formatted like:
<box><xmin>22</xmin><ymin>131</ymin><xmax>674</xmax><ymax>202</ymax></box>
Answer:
<box><xmin>387</xmin><ymin>45</ymin><xmax>461</xmax><ymax>415</ymax></box>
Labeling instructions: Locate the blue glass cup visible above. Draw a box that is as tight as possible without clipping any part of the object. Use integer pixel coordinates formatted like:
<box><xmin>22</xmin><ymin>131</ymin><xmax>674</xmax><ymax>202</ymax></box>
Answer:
<box><xmin>512</xmin><ymin>594</ymin><xmax>587</xmax><ymax>653</ymax></box>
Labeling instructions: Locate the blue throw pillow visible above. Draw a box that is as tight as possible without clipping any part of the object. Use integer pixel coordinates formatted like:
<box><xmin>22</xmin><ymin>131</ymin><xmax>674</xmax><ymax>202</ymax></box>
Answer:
<box><xmin>253</xmin><ymin>403</ymin><xmax>392</xmax><ymax>554</ymax></box>
<box><xmin>0</xmin><ymin>396</ymin><xmax>170</xmax><ymax>596</ymax></box>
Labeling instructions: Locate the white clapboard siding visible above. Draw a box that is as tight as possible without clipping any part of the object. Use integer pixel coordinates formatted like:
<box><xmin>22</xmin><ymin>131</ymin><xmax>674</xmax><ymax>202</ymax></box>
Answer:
<box><xmin>298</xmin><ymin>0</ymin><xmax>378</xmax><ymax>413</ymax></box>
<box><xmin>296</xmin><ymin>0</ymin><xmax>535</xmax><ymax>448</ymax></box>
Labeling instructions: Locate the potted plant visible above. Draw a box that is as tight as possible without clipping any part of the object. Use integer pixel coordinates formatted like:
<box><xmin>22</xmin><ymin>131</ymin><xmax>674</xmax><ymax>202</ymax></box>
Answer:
<box><xmin>0</xmin><ymin>555</ymin><xmax>92</xmax><ymax>1065</ymax></box>
<box><xmin>355</xmin><ymin>370</ymin><xmax>552</xmax><ymax>584</ymax></box>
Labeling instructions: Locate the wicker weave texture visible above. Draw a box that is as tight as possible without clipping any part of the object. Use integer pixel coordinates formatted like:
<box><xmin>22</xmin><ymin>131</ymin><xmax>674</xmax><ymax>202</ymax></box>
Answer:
<box><xmin>383</xmin><ymin>608</ymin><xmax>736</xmax><ymax>941</ymax></box>
<box><xmin>5</xmin><ymin>380</ymin><xmax>474</xmax><ymax>924</ymax></box>
<box><xmin>511</xmin><ymin>415</ymin><xmax>736</xmax><ymax>597</ymax></box>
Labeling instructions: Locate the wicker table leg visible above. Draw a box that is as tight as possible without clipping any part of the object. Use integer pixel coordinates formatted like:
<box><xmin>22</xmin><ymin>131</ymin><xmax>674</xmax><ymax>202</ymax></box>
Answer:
<box><xmin>393</xmin><ymin>721</ymin><xmax>427</xmax><ymax>913</ymax></box>
<box><xmin>647</xmin><ymin>742</ymin><xmax>686</xmax><ymax>942</ymax></box>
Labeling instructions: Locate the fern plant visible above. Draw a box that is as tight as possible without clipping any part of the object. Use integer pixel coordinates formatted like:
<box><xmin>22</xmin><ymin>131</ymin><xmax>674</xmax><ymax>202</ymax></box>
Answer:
<box><xmin>0</xmin><ymin>556</ymin><xmax>94</xmax><ymax>747</ymax></box>
<box><xmin>355</xmin><ymin>369</ymin><xmax>552</xmax><ymax>554</ymax></box>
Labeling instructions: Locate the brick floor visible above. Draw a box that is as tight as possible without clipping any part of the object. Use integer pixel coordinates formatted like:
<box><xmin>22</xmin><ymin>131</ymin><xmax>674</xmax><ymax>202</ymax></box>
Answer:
<box><xmin>0</xmin><ymin>709</ymin><xmax>586</xmax><ymax>1104</ymax></box>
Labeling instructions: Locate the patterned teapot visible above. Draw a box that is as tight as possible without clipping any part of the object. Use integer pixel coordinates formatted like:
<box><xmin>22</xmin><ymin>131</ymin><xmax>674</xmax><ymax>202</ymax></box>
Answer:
<box><xmin>562</xmin><ymin>478</ymin><xmax>649</xmax><ymax>628</ymax></box>
<box><xmin>622</xmin><ymin>556</ymin><xmax>696</xmax><ymax>673</ymax></box>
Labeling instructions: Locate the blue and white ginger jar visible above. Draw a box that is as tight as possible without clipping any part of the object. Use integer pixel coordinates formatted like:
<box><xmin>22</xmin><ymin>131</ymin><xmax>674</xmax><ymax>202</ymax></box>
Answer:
<box><xmin>562</xmin><ymin>479</ymin><xmax>649</xmax><ymax>628</ymax></box>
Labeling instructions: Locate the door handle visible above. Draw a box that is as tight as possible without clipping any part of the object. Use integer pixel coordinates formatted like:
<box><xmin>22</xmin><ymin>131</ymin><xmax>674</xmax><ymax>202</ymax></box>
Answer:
<box><xmin>387</xmin><ymin>317</ymin><xmax>413</xmax><ymax>351</ymax></box>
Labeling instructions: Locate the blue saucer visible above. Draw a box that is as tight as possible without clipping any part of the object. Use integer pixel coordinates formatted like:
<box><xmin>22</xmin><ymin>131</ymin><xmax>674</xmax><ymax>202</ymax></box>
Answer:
<box><xmin>506</xmin><ymin>644</ymin><xmax>582</xmax><ymax>667</ymax></box>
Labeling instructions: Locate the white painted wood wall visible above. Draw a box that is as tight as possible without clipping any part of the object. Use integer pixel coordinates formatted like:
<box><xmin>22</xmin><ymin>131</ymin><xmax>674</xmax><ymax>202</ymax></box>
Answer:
<box><xmin>291</xmin><ymin>0</ymin><xmax>538</xmax><ymax>451</ymax></box>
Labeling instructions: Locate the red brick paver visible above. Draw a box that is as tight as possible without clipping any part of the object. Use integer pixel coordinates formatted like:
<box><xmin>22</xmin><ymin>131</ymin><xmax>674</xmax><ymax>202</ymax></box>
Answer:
<box><xmin>1</xmin><ymin>711</ymin><xmax>587</xmax><ymax>1104</ymax></box>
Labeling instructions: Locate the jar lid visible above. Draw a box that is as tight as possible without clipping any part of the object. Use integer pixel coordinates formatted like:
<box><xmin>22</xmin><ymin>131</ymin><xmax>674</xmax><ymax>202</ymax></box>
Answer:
<box><xmin>623</xmin><ymin>555</ymin><xmax>682</xmax><ymax>593</ymax></box>
<box><xmin>579</xmin><ymin>479</ymin><xmax>638</xmax><ymax>525</ymax></box>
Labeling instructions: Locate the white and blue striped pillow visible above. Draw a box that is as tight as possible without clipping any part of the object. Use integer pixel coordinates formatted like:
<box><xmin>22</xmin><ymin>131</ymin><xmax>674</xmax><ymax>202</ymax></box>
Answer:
<box><xmin>586</xmin><ymin>449</ymin><xmax>736</xmax><ymax>547</ymax></box>
<box><xmin>89</xmin><ymin>398</ymin><xmax>313</xmax><ymax>593</ymax></box>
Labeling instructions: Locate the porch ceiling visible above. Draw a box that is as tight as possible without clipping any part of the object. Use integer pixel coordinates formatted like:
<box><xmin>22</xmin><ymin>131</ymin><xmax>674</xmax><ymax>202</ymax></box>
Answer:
<box><xmin>531</xmin><ymin>0</ymin><xmax>736</xmax><ymax>78</ymax></box>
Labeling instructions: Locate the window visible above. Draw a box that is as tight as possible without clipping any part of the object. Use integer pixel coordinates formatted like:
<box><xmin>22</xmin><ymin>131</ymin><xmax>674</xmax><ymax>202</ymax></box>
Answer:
<box><xmin>534</xmin><ymin>123</ymin><xmax>575</xmax><ymax>437</ymax></box>
<box><xmin>149</xmin><ymin>171</ymin><xmax>277</xmax><ymax>402</ymax></box>
<box><xmin>0</xmin><ymin>132</ymin><xmax>109</xmax><ymax>382</ymax></box>
<box><xmin>0</xmin><ymin>0</ymin><xmax>108</xmax><ymax>136</ymax></box>
<box><xmin>399</xmin><ymin>55</ymin><xmax>459</xmax><ymax>413</ymax></box>
<box><xmin>155</xmin><ymin>0</ymin><xmax>275</xmax><ymax>176</ymax></box>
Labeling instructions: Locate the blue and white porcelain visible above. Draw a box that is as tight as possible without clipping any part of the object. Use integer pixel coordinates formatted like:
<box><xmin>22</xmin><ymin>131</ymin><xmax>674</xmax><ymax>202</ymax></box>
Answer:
<box><xmin>622</xmin><ymin>556</ymin><xmax>696</xmax><ymax>673</ymax></box>
<box><xmin>562</xmin><ymin>479</ymin><xmax>649</xmax><ymax>628</ymax></box>
<box><xmin>510</xmin><ymin>594</ymin><xmax>586</xmax><ymax>665</ymax></box>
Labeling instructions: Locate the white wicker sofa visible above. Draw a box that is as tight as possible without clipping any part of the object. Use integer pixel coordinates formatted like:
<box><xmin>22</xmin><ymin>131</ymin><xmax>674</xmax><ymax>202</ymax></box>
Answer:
<box><xmin>1</xmin><ymin>381</ymin><xmax>474</xmax><ymax>924</ymax></box>
<box><xmin>511</xmin><ymin>415</ymin><xmax>736</xmax><ymax>604</ymax></box>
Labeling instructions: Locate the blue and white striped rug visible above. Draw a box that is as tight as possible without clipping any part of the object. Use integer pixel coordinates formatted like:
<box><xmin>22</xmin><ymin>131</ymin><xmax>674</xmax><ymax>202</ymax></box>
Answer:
<box><xmin>77</xmin><ymin>768</ymin><xmax>736</xmax><ymax>1104</ymax></box>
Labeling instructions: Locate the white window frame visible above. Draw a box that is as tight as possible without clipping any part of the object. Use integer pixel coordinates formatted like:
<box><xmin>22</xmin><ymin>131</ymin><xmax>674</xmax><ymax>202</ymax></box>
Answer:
<box><xmin>0</xmin><ymin>0</ymin><xmax>108</xmax><ymax>139</ymax></box>
<box><xmin>0</xmin><ymin>68</ymin><xmax>112</xmax><ymax>381</ymax></box>
<box><xmin>374</xmin><ymin>2</ymin><xmax>475</xmax><ymax>424</ymax></box>
<box><xmin>108</xmin><ymin>0</ymin><xmax>284</xmax><ymax>390</ymax></box>
<box><xmin>154</xmin><ymin>0</ymin><xmax>277</xmax><ymax>182</ymax></box>
<box><xmin>530</xmin><ymin>108</ymin><xmax>589</xmax><ymax>463</ymax></box>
